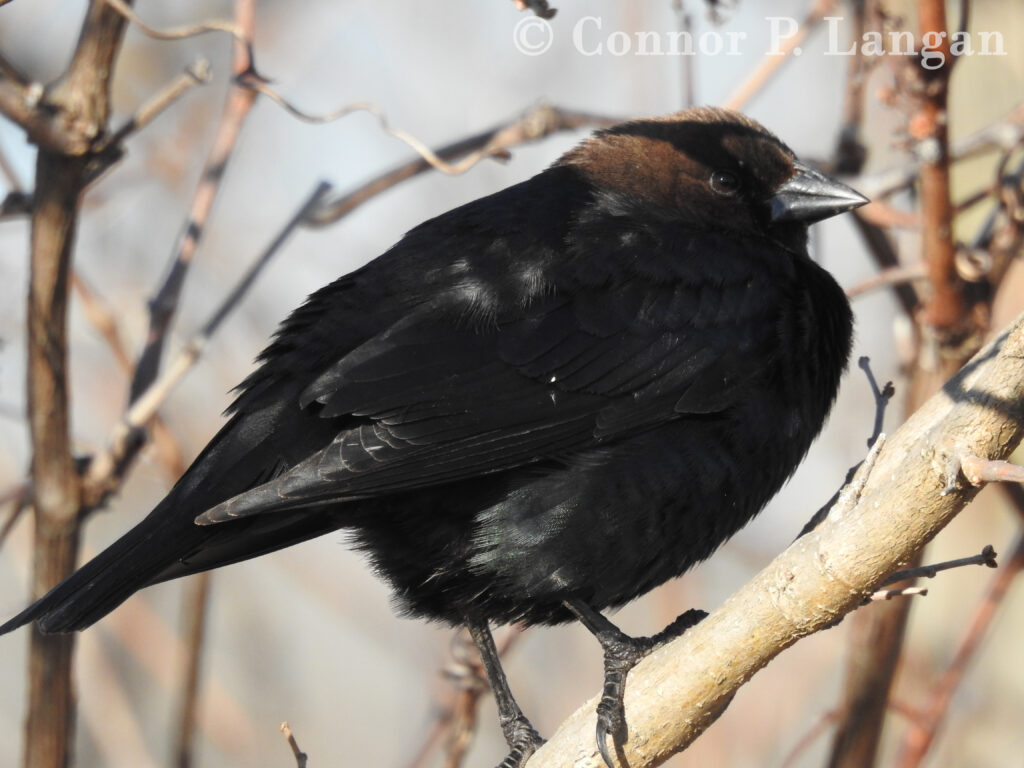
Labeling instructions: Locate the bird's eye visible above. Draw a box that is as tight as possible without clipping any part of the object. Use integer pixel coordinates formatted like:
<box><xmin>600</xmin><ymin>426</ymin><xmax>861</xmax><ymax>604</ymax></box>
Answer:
<box><xmin>709</xmin><ymin>170</ymin><xmax>740</xmax><ymax>196</ymax></box>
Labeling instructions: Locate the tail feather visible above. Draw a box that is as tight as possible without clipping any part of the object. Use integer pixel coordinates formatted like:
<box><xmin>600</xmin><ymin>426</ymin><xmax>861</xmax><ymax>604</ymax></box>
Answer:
<box><xmin>0</xmin><ymin>500</ymin><xmax>347</xmax><ymax>635</ymax></box>
<box><xmin>0</xmin><ymin>399</ymin><xmax>353</xmax><ymax>636</ymax></box>
<box><xmin>0</xmin><ymin>502</ymin><xmax>202</xmax><ymax>635</ymax></box>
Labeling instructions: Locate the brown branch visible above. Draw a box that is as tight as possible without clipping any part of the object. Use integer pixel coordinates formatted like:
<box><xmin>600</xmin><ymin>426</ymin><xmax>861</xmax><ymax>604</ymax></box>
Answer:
<box><xmin>723</xmin><ymin>0</ymin><xmax>839</xmax><ymax>111</ymax></box>
<box><xmin>172</xmin><ymin>572</ymin><xmax>213</xmax><ymax>768</ymax></box>
<box><xmin>20</xmin><ymin>3</ymin><xmax>134</xmax><ymax>767</ymax></box>
<box><xmin>528</xmin><ymin>311</ymin><xmax>1024</xmax><ymax>768</ymax></box>
<box><xmin>80</xmin><ymin>181</ymin><xmax>333</xmax><ymax>508</ymax></box>
<box><xmin>914</xmin><ymin>0</ymin><xmax>962</xmax><ymax>335</ymax></box>
<box><xmin>129</xmin><ymin>0</ymin><xmax>257</xmax><ymax>406</ymax></box>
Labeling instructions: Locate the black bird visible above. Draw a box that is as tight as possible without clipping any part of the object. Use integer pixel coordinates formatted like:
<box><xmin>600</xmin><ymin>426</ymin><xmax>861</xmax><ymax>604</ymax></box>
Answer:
<box><xmin>2</xmin><ymin>107</ymin><xmax>865</xmax><ymax>768</ymax></box>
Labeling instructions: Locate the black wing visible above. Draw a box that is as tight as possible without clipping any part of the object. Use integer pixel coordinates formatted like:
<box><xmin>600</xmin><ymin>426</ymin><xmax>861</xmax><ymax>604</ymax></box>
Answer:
<box><xmin>199</xmin><ymin>266</ymin><xmax>773</xmax><ymax>523</ymax></box>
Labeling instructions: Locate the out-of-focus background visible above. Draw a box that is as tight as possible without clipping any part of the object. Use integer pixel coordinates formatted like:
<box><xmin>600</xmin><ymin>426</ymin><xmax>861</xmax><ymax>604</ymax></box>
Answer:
<box><xmin>1</xmin><ymin>1</ymin><xmax>1022</xmax><ymax>767</ymax></box>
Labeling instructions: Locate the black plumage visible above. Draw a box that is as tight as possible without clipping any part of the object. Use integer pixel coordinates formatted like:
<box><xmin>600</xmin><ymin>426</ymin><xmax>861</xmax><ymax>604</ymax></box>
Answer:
<box><xmin>2</xmin><ymin>107</ymin><xmax>865</xmax><ymax>767</ymax></box>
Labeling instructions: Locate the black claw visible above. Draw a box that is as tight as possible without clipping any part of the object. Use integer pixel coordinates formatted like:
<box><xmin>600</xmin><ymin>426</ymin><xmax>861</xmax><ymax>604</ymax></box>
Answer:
<box><xmin>596</xmin><ymin>719</ymin><xmax>616</xmax><ymax>768</ymax></box>
<box><xmin>590</xmin><ymin>609</ymin><xmax>708</xmax><ymax>767</ymax></box>
<box><xmin>594</xmin><ymin>639</ymin><xmax>648</xmax><ymax>767</ymax></box>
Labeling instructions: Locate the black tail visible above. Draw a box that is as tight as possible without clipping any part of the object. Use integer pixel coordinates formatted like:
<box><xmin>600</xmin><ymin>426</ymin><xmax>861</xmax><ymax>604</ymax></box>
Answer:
<box><xmin>0</xmin><ymin>497</ymin><xmax>347</xmax><ymax>635</ymax></box>
<box><xmin>0</xmin><ymin>499</ymin><xmax>205</xmax><ymax>634</ymax></box>
<box><xmin>1</xmin><ymin>402</ymin><xmax>350</xmax><ymax>636</ymax></box>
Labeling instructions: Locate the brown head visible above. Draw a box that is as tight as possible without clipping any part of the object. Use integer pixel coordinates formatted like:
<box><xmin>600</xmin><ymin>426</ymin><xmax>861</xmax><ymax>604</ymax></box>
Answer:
<box><xmin>559</xmin><ymin>107</ymin><xmax>866</xmax><ymax>243</ymax></box>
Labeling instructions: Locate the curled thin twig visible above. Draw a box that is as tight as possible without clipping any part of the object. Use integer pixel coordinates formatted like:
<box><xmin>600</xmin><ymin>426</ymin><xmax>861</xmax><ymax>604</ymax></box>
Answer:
<box><xmin>101</xmin><ymin>0</ymin><xmax>254</xmax><ymax>58</ymax></box>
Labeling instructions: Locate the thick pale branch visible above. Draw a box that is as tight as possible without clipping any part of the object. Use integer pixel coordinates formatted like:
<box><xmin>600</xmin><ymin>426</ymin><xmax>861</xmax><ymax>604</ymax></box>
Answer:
<box><xmin>528</xmin><ymin>313</ymin><xmax>1024</xmax><ymax>768</ymax></box>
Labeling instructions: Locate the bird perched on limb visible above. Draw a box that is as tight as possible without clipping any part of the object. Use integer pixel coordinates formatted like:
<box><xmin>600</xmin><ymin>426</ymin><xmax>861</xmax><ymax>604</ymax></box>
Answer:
<box><xmin>2</xmin><ymin>107</ymin><xmax>866</xmax><ymax>768</ymax></box>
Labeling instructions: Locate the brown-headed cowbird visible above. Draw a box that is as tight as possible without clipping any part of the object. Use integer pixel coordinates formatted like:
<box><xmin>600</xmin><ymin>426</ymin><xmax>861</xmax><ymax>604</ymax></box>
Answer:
<box><xmin>2</xmin><ymin>107</ymin><xmax>866</xmax><ymax>768</ymax></box>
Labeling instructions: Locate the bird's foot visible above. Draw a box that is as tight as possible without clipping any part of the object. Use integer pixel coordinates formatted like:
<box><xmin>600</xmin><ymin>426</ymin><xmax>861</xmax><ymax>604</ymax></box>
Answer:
<box><xmin>495</xmin><ymin>714</ymin><xmax>545</xmax><ymax>768</ymax></box>
<box><xmin>592</xmin><ymin>609</ymin><xmax>707</xmax><ymax>768</ymax></box>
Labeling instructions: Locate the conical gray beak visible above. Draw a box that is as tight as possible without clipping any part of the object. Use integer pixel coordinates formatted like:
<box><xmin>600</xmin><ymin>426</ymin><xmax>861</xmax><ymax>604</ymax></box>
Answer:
<box><xmin>768</xmin><ymin>161</ymin><xmax>868</xmax><ymax>224</ymax></box>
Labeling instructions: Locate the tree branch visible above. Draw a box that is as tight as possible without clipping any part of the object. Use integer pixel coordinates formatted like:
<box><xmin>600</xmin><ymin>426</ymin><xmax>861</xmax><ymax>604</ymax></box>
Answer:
<box><xmin>20</xmin><ymin>2</ymin><xmax>135</xmax><ymax>765</ymax></box>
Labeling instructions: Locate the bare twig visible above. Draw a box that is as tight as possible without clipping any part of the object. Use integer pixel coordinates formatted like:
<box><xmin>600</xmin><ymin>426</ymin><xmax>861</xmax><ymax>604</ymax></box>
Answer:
<box><xmin>724</xmin><ymin>0</ymin><xmax>839</xmax><ymax>110</ymax></box>
<box><xmin>959</xmin><ymin>454</ymin><xmax>1024</xmax><ymax>485</ymax></box>
<box><xmin>0</xmin><ymin>50</ymin><xmax>27</xmax><ymax>86</ymax></box>
<box><xmin>0</xmin><ymin>484</ymin><xmax>30</xmax><ymax>548</ymax></box>
<box><xmin>74</xmin><ymin>0</ymin><xmax>258</xmax><ymax>516</ymax></box>
<box><xmin>856</xmin><ymin>201</ymin><xmax>919</xmax><ymax>230</ymax></box>
<box><xmin>882</xmin><ymin>546</ymin><xmax>998</xmax><ymax>585</ymax></box>
<box><xmin>779</xmin><ymin>709</ymin><xmax>840</xmax><ymax>768</ymax></box>
<box><xmin>246</xmin><ymin>84</ymin><xmax>573</xmax><ymax>177</ymax></box>
<box><xmin>308</xmin><ymin>104</ymin><xmax>618</xmax><ymax>227</ymax></box>
<box><xmin>0</xmin><ymin>139</ymin><xmax>25</xmax><ymax>192</ymax></box>
<box><xmin>72</xmin><ymin>271</ymin><xmax>188</xmax><ymax>482</ymax></box>
<box><xmin>81</xmin><ymin>181</ymin><xmax>333</xmax><ymax>507</ymax></box>
<box><xmin>280</xmin><ymin>722</ymin><xmax>309</xmax><ymax>768</ymax></box>
<box><xmin>848</xmin><ymin>210</ymin><xmax>920</xmax><ymax>317</ymax></box>
<box><xmin>72</xmin><ymin>272</ymin><xmax>132</xmax><ymax>371</ymax></box>
<box><xmin>129</xmin><ymin>0</ymin><xmax>257</xmax><ymax>406</ymax></box>
<box><xmin>846</xmin><ymin>264</ymin><xmax>929</xmax><ymax>300</ymax></box>
<box><xmin>894</xmin><ymin>533</ymin><xmax>1024</xmax><ymax>768</ymax></box>
<box><xmin>868</xmin><ymin>586</ymin><xmax>928</xmax><ymax>601</ymax></box>
<box><xmin>106</xmin><ymin>58</ymin><xmax>211</xmax><ymax>148</ymax></box>
<box><xmin>858</xmin><ymin>356</ymin><xmax>895</xmax><ymax>449</ymax></box>
<box><xmin>799</xmin><ymin>360</ymin><xmax>891</xmax><ymax>539</ymax></box>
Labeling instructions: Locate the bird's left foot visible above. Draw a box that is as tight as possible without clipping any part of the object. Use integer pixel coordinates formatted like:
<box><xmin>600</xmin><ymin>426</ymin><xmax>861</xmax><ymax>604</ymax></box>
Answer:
<box><xmin>566</xmin><ymin>602</ymin><xmax>706</xmax><ymax>768</ymax></box>
<box><xmin>495</xmin><ymin>714</ymin><xmax>545</xmax><ymax>768</ymax></box>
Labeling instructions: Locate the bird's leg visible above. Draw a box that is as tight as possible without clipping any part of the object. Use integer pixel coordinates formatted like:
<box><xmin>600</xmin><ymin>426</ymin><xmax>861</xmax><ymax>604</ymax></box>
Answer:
<box><xmin>466</xmin><ymin>619</ymin><xmax>545</xmax><ymax>768</ymax></box>
<box><xmin>564</xmin><ymin>599</ymin><xmax>706</xmax><ymax>768</ymax></box>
